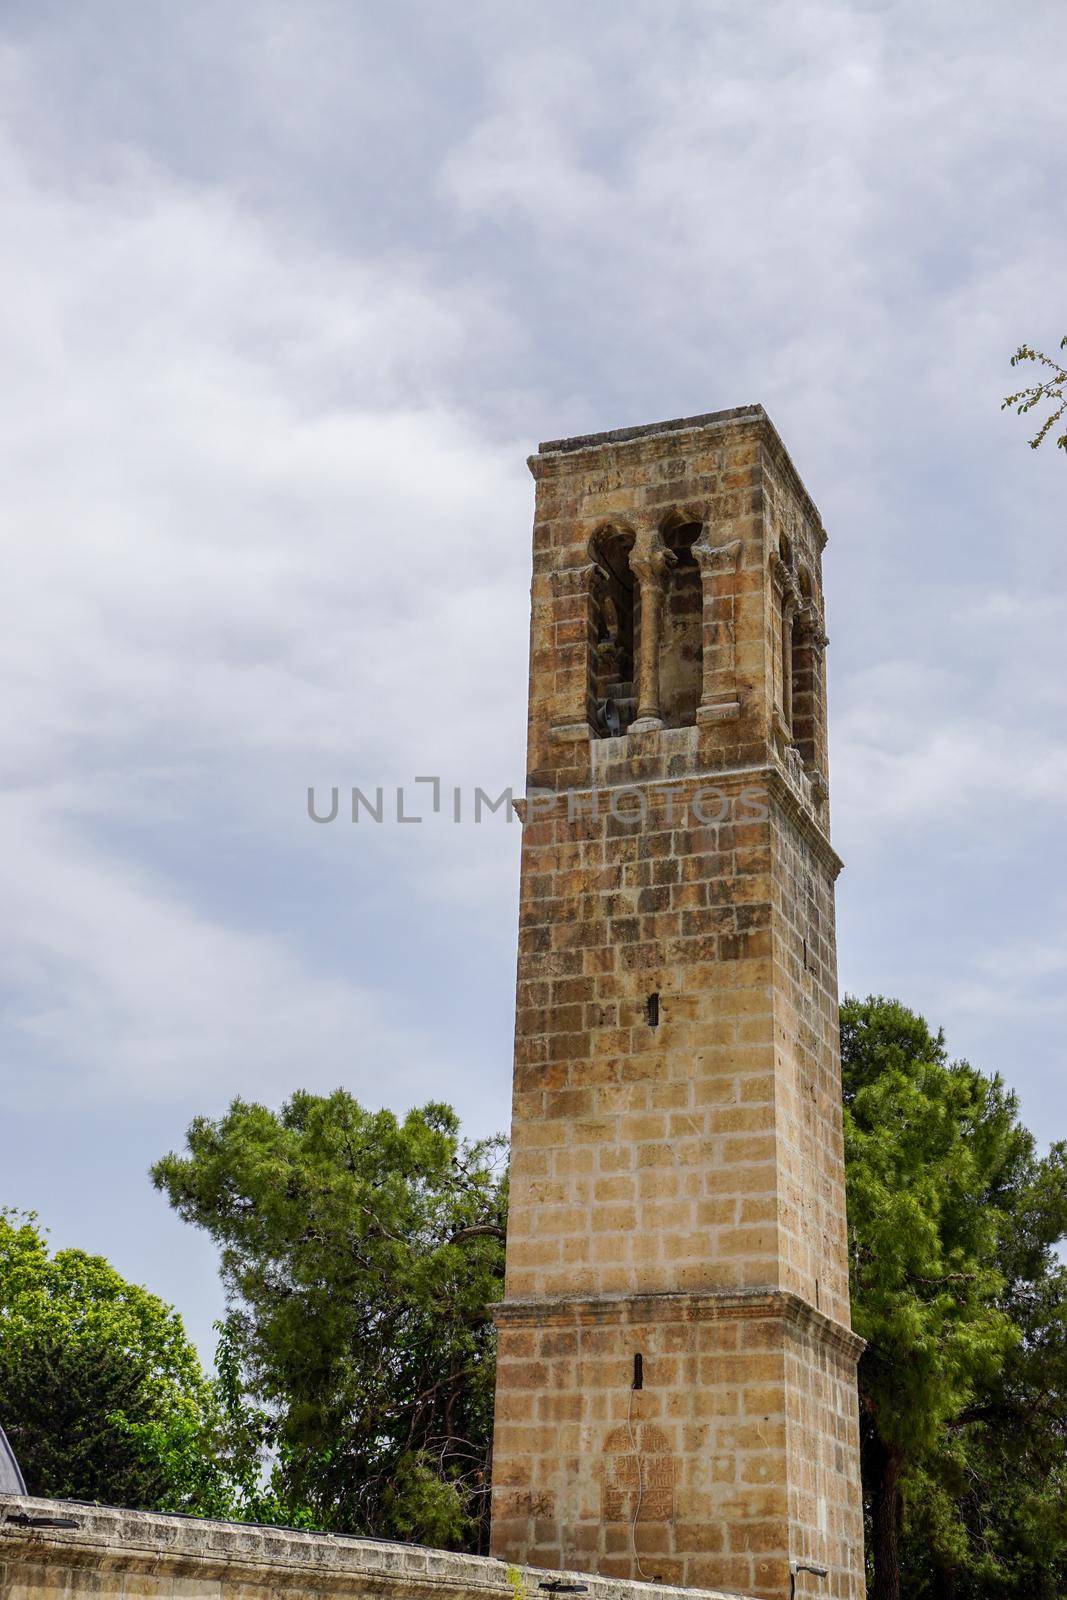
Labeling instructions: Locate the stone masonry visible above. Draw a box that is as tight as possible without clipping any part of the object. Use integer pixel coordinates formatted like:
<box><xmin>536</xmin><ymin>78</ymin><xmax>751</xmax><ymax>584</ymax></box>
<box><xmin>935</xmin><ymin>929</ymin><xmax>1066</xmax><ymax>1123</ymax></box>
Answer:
<box><xmin>0</xmin><ymin>1494</ymin><xmax>751</xmax><ymax>1600</ymax></box>
<box><xmin>488</xmin><ymin>407</ymin><xmax>865</xmax><ymax>1600</ymax></box>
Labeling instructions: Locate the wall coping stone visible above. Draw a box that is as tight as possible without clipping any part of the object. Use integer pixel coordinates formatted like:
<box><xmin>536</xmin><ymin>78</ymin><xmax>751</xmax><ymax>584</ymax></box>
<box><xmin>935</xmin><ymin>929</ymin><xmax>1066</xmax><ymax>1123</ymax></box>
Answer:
<box><xmin>537</xmin><ymin>405</ymin><xmax>764</xmax><ymax>456</ymax></box>
<box><xmin>0</xmin><ymin>1495</ymin><xmax>753</xmax><ymax>1600</ymax></box>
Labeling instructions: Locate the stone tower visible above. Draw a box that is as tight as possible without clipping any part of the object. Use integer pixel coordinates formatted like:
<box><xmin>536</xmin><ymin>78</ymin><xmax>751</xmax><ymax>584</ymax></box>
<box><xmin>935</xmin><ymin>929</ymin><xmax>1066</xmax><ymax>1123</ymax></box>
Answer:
<box><xmin>489</xmin><ymin>407</ymin><xmax>865</xmax><ymax>1600</ymax></box>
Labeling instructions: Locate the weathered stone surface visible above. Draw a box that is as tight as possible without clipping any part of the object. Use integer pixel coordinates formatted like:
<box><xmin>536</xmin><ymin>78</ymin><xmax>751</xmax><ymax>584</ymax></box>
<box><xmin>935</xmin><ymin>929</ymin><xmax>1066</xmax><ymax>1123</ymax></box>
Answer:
<box><xmin>490</xmin><ymin>408</ymin><xmax>865</xmax><ymax>1599</ymax></box>
<box><xmin>0</xmin><ymin>1495</ymin><xmax>745</xmax><ymax>1600</ymax></box>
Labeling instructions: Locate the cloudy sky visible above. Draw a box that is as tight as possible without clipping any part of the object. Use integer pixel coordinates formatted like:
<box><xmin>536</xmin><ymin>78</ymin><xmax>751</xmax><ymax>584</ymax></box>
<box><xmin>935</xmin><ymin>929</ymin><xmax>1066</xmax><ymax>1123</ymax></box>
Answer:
<box><xmin>1</xmin><ymin>0</ymin><xmax>1064</xmax><ymax>1360</ymax></box>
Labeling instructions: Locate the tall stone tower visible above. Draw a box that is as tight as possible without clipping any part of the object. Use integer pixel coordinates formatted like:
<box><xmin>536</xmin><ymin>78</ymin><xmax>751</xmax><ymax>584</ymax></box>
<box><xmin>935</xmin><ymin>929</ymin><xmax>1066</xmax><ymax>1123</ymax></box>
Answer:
<box><xmin>489</xmin><ymin>407</ymin><xmax>865</xmax><ymax>1600</ymax></box>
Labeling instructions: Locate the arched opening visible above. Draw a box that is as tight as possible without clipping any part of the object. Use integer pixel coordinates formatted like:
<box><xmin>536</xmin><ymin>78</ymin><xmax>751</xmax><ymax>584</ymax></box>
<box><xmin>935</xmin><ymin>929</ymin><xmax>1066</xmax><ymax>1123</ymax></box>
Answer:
<box><xmin>791</xmin><ymin>569</ymin><xmax>817</xmax><ymax>764</ymax></box>
<box><xmin>776</xmin><ymin>534</ymin><xmax>795</xmax><ymax>731</ymax></box>
<box><xmin>781</xmin><ymin>608</ymin><xmax>794</xmax><ymax>732</ymax></box>
<box><xmin>659</xmin><ymin>521</ymin><xmax>702</xmax><ymax>728</ymax></box>
<box><xmin>589</xmin><ymin>527</ymin><xmax>636</xmax><ymax>737</ymax></box>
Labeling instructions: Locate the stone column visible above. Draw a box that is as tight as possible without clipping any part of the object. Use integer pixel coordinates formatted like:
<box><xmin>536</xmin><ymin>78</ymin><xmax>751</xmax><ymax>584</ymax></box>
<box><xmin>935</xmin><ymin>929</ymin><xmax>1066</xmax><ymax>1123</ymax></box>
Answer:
<box><xmin>693</xmin><ymin>531</ymin><xmax>743</xmax><ymax>723</ymax></box>
<box><xmin>628</xmin><ymin>539</ymin><xmax>673</xmax><ymax>732</ymax></box>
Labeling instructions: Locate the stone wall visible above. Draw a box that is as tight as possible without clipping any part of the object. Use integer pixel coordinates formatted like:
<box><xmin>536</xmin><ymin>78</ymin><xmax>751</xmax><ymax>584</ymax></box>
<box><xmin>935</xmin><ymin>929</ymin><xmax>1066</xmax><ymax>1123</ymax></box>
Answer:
<box><xmin>505</xmin><ymin>765</ymin><xmax>787</xmax><ymax>1307</ymax></box>
<box><xmin>490</xmin><ymin>407</ymin><xmax>865</xmax><ymax>1599</ymax></box>
<box><xmin>0</xmin><ymin>1495</ymin><xmax>752</xmax><ymax>1600</ymax></box>
<box><xmin>493</xmin><ymin>1289</ymin><xmax>860</xmax><ymax>1596</ymax></box>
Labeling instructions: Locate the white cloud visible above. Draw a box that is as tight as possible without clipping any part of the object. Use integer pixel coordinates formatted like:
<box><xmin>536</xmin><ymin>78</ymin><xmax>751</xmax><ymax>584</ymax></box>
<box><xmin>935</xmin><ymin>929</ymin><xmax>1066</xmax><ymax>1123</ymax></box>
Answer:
<box><xmin>937</xmin><ymin>935</ymin><xmax>1067</xmax><ymax>1026</ymax></box>
<box><xmin>0</xmin><ymin>98</ymin><xmax>531</xmax><ymax>1107</ymax></box>
<box><xmin>833</xmin><ymin>658</ymin><xmax>1067</xmax><ymax>833</ymax></box>
<box><xmin>0</xmin><ymin>800</ymin><xmax>446</xmax><ymax>1110</ymax></box>
<box><xmin>2</xmin><ymin>0</ymin><xmax>1066</xmax><ymax>1140</ymax></box>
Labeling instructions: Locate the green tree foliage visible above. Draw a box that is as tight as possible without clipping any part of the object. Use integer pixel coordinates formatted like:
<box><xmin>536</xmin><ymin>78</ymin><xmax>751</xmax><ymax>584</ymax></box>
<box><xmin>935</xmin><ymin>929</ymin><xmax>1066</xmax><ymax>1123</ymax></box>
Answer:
<box><xmin>842</xmin><ymin>997</ymin><xmax>1067</xmax><ymax>1600</ymax></box>
<box><xmin>140</xmin><ymin>1018</ymin><xmax>1064</xmax><ymax>1588</ymax></box>
<box><xmin>899</xmin><ymin>1118</ymin><xmax>1067</xmax><ymax>1598</ymax></box>
<box><xmin>151</xmin><ymin>1092</ymin><xmax>507</xmax><ymax>1550</ymax></box>
<box><xmin>1002</xmin><ymin>337</ymin><xmax>1067</xmax><ymax>452</ymax></box>
<box><xmin>0</xmin><ymin>1209</ymin><xmax>229</xmax><ymax>1513</ymax></box>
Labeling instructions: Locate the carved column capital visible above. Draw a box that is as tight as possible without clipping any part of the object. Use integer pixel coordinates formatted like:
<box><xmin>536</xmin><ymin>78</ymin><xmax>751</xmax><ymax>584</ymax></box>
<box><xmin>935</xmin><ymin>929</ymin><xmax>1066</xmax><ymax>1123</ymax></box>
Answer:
<box><xmin>693</xmin><ymin>534</ymin><xmax>742</xmax><ymax>576</ymax></box>
<box><xmin>628</xmin><ymin>539</ymin><xmax>675</xmax><ymax>589</ymax></box>
<box><xmin>793</xmin><ymin>599</ymin><xmax>828</xmax><ymax>655</ymax></box>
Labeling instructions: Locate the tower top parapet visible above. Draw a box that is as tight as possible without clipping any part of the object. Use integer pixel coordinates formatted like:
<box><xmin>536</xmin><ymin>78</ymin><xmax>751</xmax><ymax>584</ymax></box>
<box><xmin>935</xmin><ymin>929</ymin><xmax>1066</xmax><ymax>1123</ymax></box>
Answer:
<box><xmin>537</xmin><ymin>403</ymin><xmax>766</xmax><ymax>456</ymax></box>
<box><xmin>531</xmin><ymin>404</ymin><xmax>824</xmax><ymax>541</ymax></box>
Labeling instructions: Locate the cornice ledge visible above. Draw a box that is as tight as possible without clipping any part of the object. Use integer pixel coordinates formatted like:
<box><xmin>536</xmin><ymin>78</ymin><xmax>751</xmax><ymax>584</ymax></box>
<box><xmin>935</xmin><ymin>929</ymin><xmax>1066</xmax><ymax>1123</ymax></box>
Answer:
<box><xmin>765</xmin><ymin>766</ymin><xmax>843</xmax><ymax>879</ymax></box>
<box><xmin>534</xmin><ymin>760</ymin><xmax>772</xmax><ymax>800</ymax></box>
<box><xmin>491</xmin><ymin>1287</ymin><xmax>864</xmax><ymax>1361</ymax></box>
<box><xmin>755</xmin><ymin>419</ymin><xmax>828</xmax><ymax>549</ymax></box>
<box><xmin>516</xmin><ymin>765</ymin><xmax>844</xmax><ymax>882</ymax></box>
<box><xmin>528</xmin><ymin>407</ymin><xmax>766</xmax><ymax>481</ymax></box>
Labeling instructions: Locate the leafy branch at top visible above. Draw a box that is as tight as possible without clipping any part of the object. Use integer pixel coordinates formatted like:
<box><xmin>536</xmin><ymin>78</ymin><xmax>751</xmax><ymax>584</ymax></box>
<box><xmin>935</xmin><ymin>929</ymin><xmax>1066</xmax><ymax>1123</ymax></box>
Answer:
<box><xmin>1002</xmin><ymin>337</ymin><xmax>1067</xmax><ymax>452</ymax></box>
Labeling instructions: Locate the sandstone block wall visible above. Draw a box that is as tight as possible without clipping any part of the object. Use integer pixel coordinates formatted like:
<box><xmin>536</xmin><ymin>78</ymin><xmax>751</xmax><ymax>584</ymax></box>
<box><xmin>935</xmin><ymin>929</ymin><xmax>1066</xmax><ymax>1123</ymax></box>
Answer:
<box><xmin>492</xmin><ymin>1291</ymin><xmax>861</xmax><ymax>1597</ymax></box>
<box><xmin>508</xmin><ymin>767</ymin><xmax>783</xmax><ymax>1305</ymax></box>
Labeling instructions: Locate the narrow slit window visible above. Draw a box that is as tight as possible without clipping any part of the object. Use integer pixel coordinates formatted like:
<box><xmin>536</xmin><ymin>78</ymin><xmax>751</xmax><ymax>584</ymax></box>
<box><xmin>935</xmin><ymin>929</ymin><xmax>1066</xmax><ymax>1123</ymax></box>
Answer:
<box><xmin>645</xmin><ymin>992</ymin><xmax>660</xmax><ymax>1028</ymax></box>
<box><xmin>633</xmin><ymin>1352</ymin><xmax>644</xmax><ymax>1390</ymax></box>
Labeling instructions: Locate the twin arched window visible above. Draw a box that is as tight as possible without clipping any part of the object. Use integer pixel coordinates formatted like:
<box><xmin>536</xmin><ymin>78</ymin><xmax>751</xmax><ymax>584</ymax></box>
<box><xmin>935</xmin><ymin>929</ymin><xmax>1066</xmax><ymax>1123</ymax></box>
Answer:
<box><xmin>587</xmin><ymin>520</ymin><xmax>821</xmax><ymax>758</ymax></box>
<box><xmin>589</xmin><ymin>522</ymin><xmax>704</xmax><ymax>736</ymax></box>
